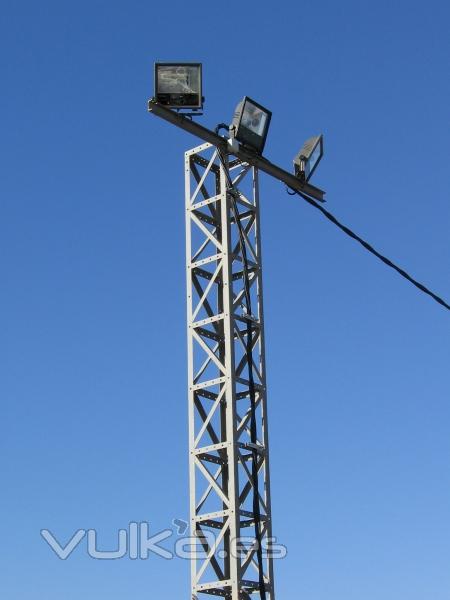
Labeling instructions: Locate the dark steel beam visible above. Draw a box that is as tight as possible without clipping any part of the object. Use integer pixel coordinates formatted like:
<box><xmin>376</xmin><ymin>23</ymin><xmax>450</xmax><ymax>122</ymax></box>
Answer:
<box><xmin>148</xmin><ymin>99</ymin><xmax>326</xmax><ymax>202</ymax></box>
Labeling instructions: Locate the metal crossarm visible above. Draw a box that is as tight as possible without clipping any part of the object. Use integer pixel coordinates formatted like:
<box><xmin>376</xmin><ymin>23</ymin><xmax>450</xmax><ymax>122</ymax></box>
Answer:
<box><xmin>149</xmin><ymin>99</ymin><xmax>325</xmax><ymax>203</ymax></box>
<box><xmin>186</xmin><ymin>143</ymin><xmax>275</xmax><ymax>600</ymax></box>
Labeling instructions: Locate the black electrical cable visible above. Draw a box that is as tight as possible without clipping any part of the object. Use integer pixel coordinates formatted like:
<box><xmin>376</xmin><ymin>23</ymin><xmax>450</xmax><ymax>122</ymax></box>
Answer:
<box><xmin>217</xmin><ymin>149</ymin><xmax>267</xmax><ymax>600</ymax></box>
<box><xmin>215</xmin><ymin>123</ymin><xmax>230</xmax><ymax>137</ymax></box>
<box><xmin>287</xmin><ymin>187</ymin><xmax>450</xmax><ymax>312</ymax></box>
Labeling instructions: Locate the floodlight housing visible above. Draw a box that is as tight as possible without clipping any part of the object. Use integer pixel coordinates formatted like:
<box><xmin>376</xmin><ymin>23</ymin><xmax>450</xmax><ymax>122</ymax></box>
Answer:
<box><xmin>231</xmin><ymin>96</ymin><xmax>272</xmax><ymax>154</ymax></box>
<box><xmin>154</xmin><ymin>63</ymin><xmax>203</xmax><ymax>109</ymax></box>
<box><xmin>293</xmin><ymin>135</ymin><xmax>324</xmax><ymax>182</ymax></box>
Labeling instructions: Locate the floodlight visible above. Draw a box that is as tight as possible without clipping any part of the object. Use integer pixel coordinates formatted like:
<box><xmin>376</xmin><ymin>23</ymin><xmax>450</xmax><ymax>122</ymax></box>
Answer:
<box><xmin>293</xmin><ymin>135</ymin><xmax>324</xmax><ymax>182</ymax></box>
<box><xmin>231</xmin><ymin>96</ymin><xmax>272</xmax><ymax>154</ymax></box>
<box><xmin>154</xmin><ymin>63</ymin><xmax>202</xmax><ymax>109</ymax></box>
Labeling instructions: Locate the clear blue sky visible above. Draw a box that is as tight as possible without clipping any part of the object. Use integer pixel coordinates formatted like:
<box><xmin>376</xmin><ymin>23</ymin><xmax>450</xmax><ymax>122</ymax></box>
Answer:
<box><xmin>1</xmin><ymin>1</ymin><xmax>449</xmax><ymax>598</ymax></box>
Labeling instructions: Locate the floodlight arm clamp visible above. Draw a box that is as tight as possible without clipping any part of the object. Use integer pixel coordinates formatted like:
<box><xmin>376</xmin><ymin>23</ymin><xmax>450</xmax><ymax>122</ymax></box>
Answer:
<box><xmin>148</xmin><ymin>99</ymin><xmax>326</xmax><ymax>202</ymax></box>
<box><xmin>296</xmin><ymin>156</ymin><xmax>307</xmax><ymax>182</ymax></box>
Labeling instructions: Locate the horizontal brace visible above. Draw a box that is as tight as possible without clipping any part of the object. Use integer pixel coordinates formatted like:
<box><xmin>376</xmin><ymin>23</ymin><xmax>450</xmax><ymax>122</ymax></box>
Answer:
<box><xmin>196</xmin><ymin>580</ymin><xmax>232</xmax><ymax>591</ymax></box>
<box><xmin>191</xmin><ymin>194</ymin><xmax>221</xmax><ymax>210</ymax></box>
<box><xmin>191</xmin><ymin>153</ymin><xmax>220</xmax><ymax>174</ymax></box>
<box><xmin>235</xmin><ymin>391</ymin><xmax>262</xmax><ymax>402</ymax></box>
<box><xmin>192</xmin><ymin>376</ymin><xmax>226</xmax><ymax>391</ymax></box>
<box><xmin>190</xmin><ymin>254</ymin><xmax>223</xmax><ymax>269</ymax></box>
<box><xmin>241</xmin><ymin>580</ymin><xmax>271</xmax><ymax>592</ymax></box>
<box><xmin>192</xmin><ymin>313</ymin><xmax>224</xmax><ymax>328</ymax></box>
<box><xmin>194</xmin><ymin>326</ymin><xmax>224</xmax><ymax>343</ymax></box>
<box><xmin>238</xmin><ymin>511</ymin><xmax>268</xmax><ymax>525</ymax></box>
<box><xmin>232</xmin><ymin>268</ymin><xmax>258</xmax><ymax>282</ymax></box>
<box><xmin>235</xmin><ymin>377</ymin><xmax>264</xmax><ymax>391</ymax></box>
<box><xmin>195</xmin><ymin>388</ymin><xmax>219</xmax><ymax>401</ymax></box>
<box><xmin>186</xmin><ymin>142</ymin><xmax>212</xmax><ymax>155</ymax></box>
<box><xmin>195</xmin><ymin>580</ymin><xmax>232</xmax><ymax>593</ymax></box>
<box><xmin>238</xmin><ymin>442</ymin><xmax>266</xmax><ymax>455</ymax></box>
<box><xmin>240</xmin><ymin>519</ymin><xmax>263</xmax><ymax>529</ymax></box>
<box><xmin>198</xmin><ymin>519</ymin><xmax>226</xmax><ymax>530</ymax></box>
<box><xmin>193</xmin><ymin>266</ymin><xmax>221</xmax><ymax>282</ymax></box>
<box><xmin>194</xmin><ymin>442</ymin><xmax>229</xmax><ymax>455</ymax></box>
<box><xmin>196</xmin><ymin>452</ymin><xmax>226</xmax><ymax>466</ymax></box>
<box><xmin>234</xmin><ymin>314</ymin><xmax>260</xmax><ymax>327</ymax></box>
<box><xmin>195</xmin><ymin>509</ymin><xmax>230</xmax><ymax>522</ymax></box>
<box><xmin>234</xmin><ymin>328</ymin><xmax>260</xmax><ymax>341</ymax></box>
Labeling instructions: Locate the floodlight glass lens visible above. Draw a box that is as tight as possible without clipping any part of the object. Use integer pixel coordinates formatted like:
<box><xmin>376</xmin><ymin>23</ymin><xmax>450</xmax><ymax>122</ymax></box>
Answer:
<box><xmin>241</xmin><ymin>101</ymin><xmax>268</xmax><ymax>137</ymax></box>
<box><xmin>157</xmin><ymin>65</ymin><xmax>200</xmax><ymax>94</ymax></box>
<box><xmin>306</xmin><ymin>142</ymin><xmax>321</xmax><ymax>177</ymax></box>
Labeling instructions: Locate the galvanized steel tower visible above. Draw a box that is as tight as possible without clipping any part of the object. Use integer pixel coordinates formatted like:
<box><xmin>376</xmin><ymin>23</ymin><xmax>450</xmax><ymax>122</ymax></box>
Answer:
<box><xmin>185</xmin><ymin>143</ymin><xmax>274</xmax><ymax>600</ymax></box>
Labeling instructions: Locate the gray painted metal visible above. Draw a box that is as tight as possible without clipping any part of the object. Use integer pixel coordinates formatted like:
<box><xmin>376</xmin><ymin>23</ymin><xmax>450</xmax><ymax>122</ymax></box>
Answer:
<box><xmin>149</xmin><ymin>99</ymin><xmax>325</xmax><ymax>202</ymax></box>
<box><xmin>186</xmin><ymin>143</ymin><xmax>275</xmax><ymax>600</ymax></box>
